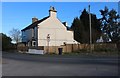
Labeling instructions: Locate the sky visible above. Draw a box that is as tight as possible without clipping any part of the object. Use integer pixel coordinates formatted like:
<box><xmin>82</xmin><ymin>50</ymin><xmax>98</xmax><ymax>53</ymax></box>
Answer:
<box><xmin>1</xmin><ymin>0</ymin><xmax>119</xmax><ymax>2</ymax></box>
<box><xmin>1</xmin><ymin>2</ymin><xmax>119</xmax><ymax>36</ymax></box>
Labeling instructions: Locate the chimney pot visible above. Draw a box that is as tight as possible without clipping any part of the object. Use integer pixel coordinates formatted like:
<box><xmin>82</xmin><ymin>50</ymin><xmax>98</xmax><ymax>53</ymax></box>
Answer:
<box><xmin>32</xmin><ymin>17</ymin><xmax>38</xmax><ymax>23</ymax></box>
<box><xmin>49</xmin><ymin>6</ymin><xmax>57</xmax><ymax>17</ymax></box>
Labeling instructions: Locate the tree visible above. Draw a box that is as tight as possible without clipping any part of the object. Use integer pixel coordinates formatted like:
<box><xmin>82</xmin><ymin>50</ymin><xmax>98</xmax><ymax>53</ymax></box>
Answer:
<box><xmin>71</xmin><ymin>9</ymin><xmax>101</xmax><ymax>43</ymax></box>
<box><xmin>0</xmin><ymin>33</ymin><xmax>12</xmax><ymax>50</ymax></box>
<box><xmin>9</xmin><ymin>28</ymin><xmax>21</xmax><ymax>44</ymax></box>
<box><xmin>71</xmin><ymin>17</ymin><xmax>83</xmax><ymax>43</ymax></box>
<box><xmin>99</xmin><ymin>6</ymin><xmax>120</xmax><ymax>43</ymax></box>
<box><xmin>0</xmin><ymin>33</ymin><xmax>1</xmax><ymax>51</ymax></box>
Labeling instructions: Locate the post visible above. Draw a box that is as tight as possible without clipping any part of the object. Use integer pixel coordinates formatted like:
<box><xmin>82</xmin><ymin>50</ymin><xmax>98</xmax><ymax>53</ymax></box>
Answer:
<box><xmin>47</xmin><ymin>34</ymin><xmax>50</xmax><ymax>53</ymax></box>
<box><xmin>47</xmin><ymin>41</ymin><xmax>49</xmax><ymax>53</ymax></box>
<box><xmin>88</xmin><ymin>5</ymin><xmax>92</xmax><ymax>52</ymax></box>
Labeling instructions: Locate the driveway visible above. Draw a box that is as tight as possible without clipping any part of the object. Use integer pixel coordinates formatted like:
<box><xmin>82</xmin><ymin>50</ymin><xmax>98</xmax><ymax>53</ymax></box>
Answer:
<box><xmin>2</xmin><ymin>52</ymin><xmax>119</xmax><ymax>76</ymax></box>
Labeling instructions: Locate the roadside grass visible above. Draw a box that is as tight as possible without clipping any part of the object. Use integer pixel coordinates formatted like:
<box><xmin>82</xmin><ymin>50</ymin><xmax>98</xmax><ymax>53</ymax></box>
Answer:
<box><xmin>43</xmin><ymin>50</ymin><xmax>119</xmax><ymax>57</ymax></box>
<box><xmin>3</xmin><ymin>50</ymin><xmax>119</xmax><ymax>57</ymax></box>
<box><xmin>64</xmin><ymin>50</ymin><xmax>119</xmax><ymax>57</ymax></box>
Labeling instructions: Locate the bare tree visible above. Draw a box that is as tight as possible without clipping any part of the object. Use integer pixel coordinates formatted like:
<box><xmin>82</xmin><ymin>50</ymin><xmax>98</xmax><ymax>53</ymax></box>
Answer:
<box><xmin>9</xmin><ymin>28</ymin><xmax>21</xmax><ymax>44</ymax></box>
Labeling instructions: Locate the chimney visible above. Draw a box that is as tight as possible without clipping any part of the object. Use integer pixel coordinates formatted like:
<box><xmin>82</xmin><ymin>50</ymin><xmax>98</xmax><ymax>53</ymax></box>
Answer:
<box><xmin>63</xmin><ymin>22</ymin><xmax>68</xmax><ymax>26</ymax></box>
<box><xmin>49</xmin><ymin>6</ymin><xmax>57</xmax><ymax>18</ymax></box>
<box><xmin>32</xmin><ymin>17</ymin><xmax>38</xmax><ymax>23</ymax></box>
<box><xmin>63</xmin><ymin>22</ymin><xmax>69</xmax><ymax>30</ymax></box>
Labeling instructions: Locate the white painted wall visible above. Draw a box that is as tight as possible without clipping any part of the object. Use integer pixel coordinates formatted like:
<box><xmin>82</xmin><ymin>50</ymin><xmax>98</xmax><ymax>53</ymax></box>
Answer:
<box><xmin>37</xmin><ymin>16</ymin><xmax>77</xmax><ymax>46</ymax></box>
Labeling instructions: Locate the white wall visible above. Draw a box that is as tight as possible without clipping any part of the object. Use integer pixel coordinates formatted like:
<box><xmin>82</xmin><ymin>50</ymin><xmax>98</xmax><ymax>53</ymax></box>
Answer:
<box><xmin>37</xmin><ymin>17</ymin><xmax>77</xmax><ymax>46</ymax></box>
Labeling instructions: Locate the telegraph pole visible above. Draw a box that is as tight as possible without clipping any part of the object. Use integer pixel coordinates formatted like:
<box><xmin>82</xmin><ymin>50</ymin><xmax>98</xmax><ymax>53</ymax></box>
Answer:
<box><xmin>88</xmin><ymin>5</ymin><xmax>92</xmax><ymax>52</ymax></box>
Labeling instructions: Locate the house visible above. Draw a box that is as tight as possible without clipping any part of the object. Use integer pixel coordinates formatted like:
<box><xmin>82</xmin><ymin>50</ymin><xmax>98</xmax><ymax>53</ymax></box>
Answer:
<box><xmin>21</xmin><ymin>6</ymin><xmax>77</xmax><ymax>50</ymax></box>
<box><xmin>96</xmin><ymin>36</ymin><xmax>103</xmax><ymax>43</ymax></box>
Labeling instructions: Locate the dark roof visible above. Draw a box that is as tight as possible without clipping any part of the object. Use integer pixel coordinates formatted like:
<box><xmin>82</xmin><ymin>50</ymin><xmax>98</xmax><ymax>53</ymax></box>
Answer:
<box><xmin>62</xmin><ymin>22</ymin><xmax>71</xmax><ymax>31</ymax></box>
<box><xmin>21</xmin><ymin>16</ymin><xmax>49</xmax><ymax>31</ymax></box>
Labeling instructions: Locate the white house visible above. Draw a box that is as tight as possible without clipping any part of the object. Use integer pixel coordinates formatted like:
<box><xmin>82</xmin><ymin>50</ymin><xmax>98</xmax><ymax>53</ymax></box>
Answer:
<box><xmin>21</xmin><ymin>6</ymin><xmax>77</xmax><ymax>49</ymax></box>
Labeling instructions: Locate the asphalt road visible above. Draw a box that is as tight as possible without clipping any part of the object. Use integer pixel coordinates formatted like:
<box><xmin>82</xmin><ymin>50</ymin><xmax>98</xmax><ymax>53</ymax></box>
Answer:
<box><xmin>2</xmin><ymin>52</ymin><xmax>119</xmax><ymax>76</ymax></box>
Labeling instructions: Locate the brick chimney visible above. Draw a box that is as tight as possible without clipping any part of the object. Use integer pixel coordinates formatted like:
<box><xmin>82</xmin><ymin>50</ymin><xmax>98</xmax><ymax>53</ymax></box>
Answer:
<box><xmin>32</xmin><ymin>17</ymin><xmax>38</xmax><ymax>23</ymax></box>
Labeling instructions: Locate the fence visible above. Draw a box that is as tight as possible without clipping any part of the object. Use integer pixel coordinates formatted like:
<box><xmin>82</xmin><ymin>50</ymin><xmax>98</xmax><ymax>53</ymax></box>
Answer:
<box><xmin>17</xmin><ymin>43</ymin><xmax>118</xmax><ymax>53</ymax></box>
<box><xmin>44</xmin><ymin>43</ymin><xmax>118</xmax><ymax>54</ymax></box>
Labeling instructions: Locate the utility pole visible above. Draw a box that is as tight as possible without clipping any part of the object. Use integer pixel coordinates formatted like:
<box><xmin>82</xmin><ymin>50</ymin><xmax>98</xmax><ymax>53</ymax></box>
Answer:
<box><xmin>88</xmin><ymin>5</ymin><xmax>92</xmax><ymax>52</ymax></box>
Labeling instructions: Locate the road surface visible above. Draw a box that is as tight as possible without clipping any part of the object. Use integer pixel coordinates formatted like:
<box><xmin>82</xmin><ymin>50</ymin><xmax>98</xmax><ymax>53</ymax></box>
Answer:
<box><xmin>2</xmin><ymin>52</ymin><xmax>119</xmax><ymax>76</ymax></box>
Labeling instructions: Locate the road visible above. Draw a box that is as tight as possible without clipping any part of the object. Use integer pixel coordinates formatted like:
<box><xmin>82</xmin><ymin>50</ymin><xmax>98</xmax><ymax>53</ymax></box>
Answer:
<box><xmin>2</xmin><ymin>52</ymin><xmax>119</xmax><ymax>76</ymax></box>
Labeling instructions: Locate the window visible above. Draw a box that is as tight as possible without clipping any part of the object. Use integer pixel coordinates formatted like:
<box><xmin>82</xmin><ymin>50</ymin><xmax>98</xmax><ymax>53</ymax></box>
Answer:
<box><xmin>32</xmin><ymin>41</ymin><xmax>36</xmax><ymax>46</ymax></box>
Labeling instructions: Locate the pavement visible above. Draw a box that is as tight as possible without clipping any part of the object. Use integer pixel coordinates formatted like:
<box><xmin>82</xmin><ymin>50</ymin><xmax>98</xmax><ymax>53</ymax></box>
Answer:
<box><xmin>2</xmin><ymin>52</ymin><xmax>119</xmax><ymax>76</ymax></box>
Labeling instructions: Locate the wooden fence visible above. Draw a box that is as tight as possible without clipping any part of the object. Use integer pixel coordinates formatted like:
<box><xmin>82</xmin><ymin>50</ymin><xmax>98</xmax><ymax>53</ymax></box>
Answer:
<box><xmin>17</xmin><ymin>43</ymin><xmax>118</xmax><ymax>53</ymax></box>
<box><xmin>44</xmin><ymin>43</ymin><xmax>118</xmax><ymax>53</ymax></box>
